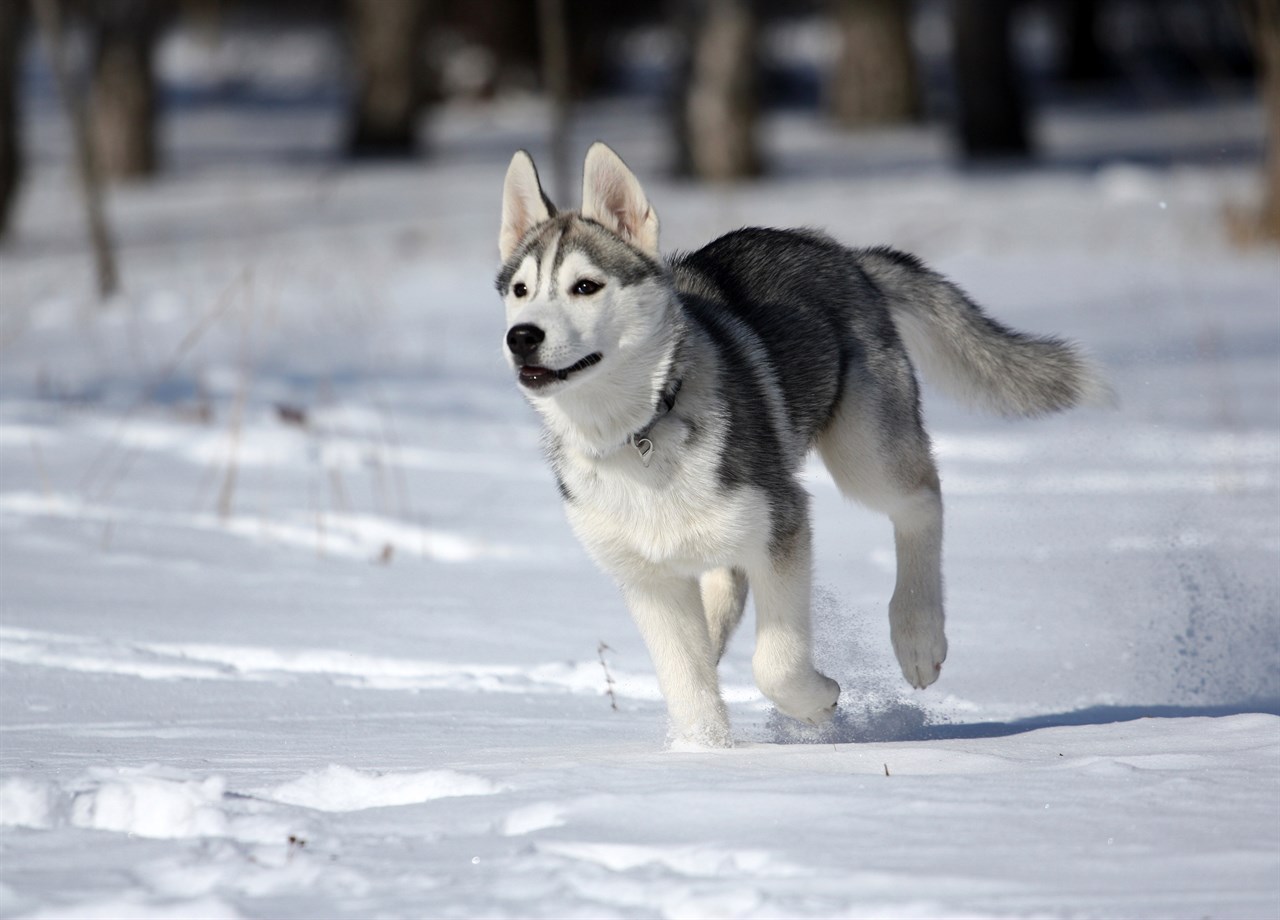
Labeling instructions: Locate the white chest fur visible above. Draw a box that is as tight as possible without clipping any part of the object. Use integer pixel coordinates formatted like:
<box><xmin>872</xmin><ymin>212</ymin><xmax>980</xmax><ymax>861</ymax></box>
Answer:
<box><xmin>559</xmin><ymin>423</ymin><xmax>766</xmax><ymax>578</ymax></box>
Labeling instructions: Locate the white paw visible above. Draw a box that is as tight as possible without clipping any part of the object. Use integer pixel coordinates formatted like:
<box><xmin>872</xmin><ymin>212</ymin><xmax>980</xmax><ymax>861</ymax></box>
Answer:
<box><xmin>767</xmin><ymin>671</ymin><xmax>841</xmax><ymax>726</ymax></box>
<box><xmin>891</xmin><ymin>614</ymin><xmax>947</xmax><ymax>689</ymax></box>
<box><xmin>670</xmin><ymin>716</ymin><xmax>734</xmax><ymax>749</ymax></box>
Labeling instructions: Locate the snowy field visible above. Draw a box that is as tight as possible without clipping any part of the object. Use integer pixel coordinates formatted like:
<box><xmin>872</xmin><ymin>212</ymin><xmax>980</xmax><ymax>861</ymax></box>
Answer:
<box><xmin>2</xmin><ymin>82</ymin><xmax>1279</xmax><ymax>918</ymax></box>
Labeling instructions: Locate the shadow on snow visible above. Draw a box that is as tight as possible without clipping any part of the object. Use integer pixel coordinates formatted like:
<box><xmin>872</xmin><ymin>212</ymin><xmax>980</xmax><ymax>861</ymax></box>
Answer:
<box><xmin>763</xmin><ymin>698</ymin><xmax>1280</xmax><ymax>745</ymax></box>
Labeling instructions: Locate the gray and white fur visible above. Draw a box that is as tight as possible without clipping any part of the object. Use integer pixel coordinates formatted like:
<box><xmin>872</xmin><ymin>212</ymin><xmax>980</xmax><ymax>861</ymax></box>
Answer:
<box><xmin>496</xmin><ymin>143</ymin><xmax>1110</xmax><ymax>747</ymax></box>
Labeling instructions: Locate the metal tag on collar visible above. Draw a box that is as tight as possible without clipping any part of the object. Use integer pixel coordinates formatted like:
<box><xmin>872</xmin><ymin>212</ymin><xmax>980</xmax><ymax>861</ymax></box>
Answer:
<box><xmin>633</xmin><ymin>437</ymin><xmax>654</xmax><ymax>466</ymax></box>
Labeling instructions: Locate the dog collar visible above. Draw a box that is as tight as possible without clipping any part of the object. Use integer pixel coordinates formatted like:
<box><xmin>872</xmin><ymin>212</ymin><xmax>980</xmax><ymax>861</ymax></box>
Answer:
<box><xmin>627</xmin><ymin>377</ymin><xmax>682</xmax><ymax>467</ymax></box>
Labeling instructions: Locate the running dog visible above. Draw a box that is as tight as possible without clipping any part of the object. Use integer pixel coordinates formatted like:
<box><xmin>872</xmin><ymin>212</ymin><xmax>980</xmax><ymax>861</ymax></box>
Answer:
<box><xmin>496</xmin><ymin>143</ymin><xmax>1108</xmax><ymax>746</ymax></box>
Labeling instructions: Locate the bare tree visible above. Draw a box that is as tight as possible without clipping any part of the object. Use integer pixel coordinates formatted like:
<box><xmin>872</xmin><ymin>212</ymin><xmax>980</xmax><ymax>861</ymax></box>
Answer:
<box><xmin>1059</xmin><ymin>0</ymin><xmax>1109</xmax><ymax>84</ymax></box>
<box><xmin>1226</xmin><ymin>0</ymin><xmax>1280</xmax><ymax>243</ymax></box>
<box><xmin>89</xmin><ymin>0</ymin><xmax>163</xmax><ymax>179</ymax></box>
<box><xmin>346</xmin><ymin>0</ymin><xmax>429</xmax><ymax>157</ymax></box>
<box><xmin>538</xmin><ymin>0</ymin><xmax>572</xmax><ymax>204</ymax></box>
<box><xmin>951</xmin><ymin>0</ymin><xmax>1032</xmax><ymax>160</ymax></box>
<box><xmin>33</xmin><ymin>0</ymin><xmax>119</xmax><ymax>297</ymax></box>
<box><xmin>827</xmin><ymin>0</ymin><xmax>920</xmax><ymax>127</ymax></box>
<box><xmin>1257</xmin><ymin>0</ymin><xmax>1280</xmax><ymax>239</ymax></box>
<box><xmin>673</xmin><ymin>0</ymin><xmax>761</xmax><ymax>180</ymax></box>
<box><xmin>0</xmin><ymin>0</ymin><xmax>21</xmax><ymax>238</ymax></box>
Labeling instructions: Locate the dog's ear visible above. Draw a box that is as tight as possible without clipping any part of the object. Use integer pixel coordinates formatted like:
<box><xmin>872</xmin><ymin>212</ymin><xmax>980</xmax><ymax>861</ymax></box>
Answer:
<box><xmin>500</xmin><ymin>151</ymin><xmax>555</xmax><ymax>262</ymax></box>
<box><xmin>581</xmin><ymin>142</ymin><xmax>659</xmax><ymax>257</ymax></box>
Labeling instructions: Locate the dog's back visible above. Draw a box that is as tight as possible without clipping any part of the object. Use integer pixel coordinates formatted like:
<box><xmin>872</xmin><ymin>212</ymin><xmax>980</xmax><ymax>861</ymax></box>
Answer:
<box><xmin>670</xmin><ymin>228</ymin><xmax>900</xmax><ymax>452</ymax></box>
<box><xmin>672</xmin><ymin>227</ymin><xmax>1111</xmax><ymax>441</ymax></box>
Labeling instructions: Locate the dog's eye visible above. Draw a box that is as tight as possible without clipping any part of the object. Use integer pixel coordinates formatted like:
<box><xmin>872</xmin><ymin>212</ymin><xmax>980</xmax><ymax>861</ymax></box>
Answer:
<box><xmin>572</xmin><ymin>279</ymin><xmax>602</xmax><ymax>296</ymax></box>
<box><xmin>512</xmin><ymin>282</ymin><xmax>527</xmax><ymax>298</ymax></box>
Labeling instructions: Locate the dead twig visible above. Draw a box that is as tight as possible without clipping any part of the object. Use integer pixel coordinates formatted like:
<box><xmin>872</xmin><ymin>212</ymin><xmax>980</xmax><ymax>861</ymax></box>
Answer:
<box><xmin>597</xmin><ymin>641</ymin><xmax>618</xmax><ymax>712</ymax></box>
<box><xmin>215</xmin><ymin>368</ymin><xmax>249</xmax><ymax>520</ymax></box>
<box><xmin>216</xmin><ymin>285</ymin><xmax>255</xmax><ymax>520</ymax></box>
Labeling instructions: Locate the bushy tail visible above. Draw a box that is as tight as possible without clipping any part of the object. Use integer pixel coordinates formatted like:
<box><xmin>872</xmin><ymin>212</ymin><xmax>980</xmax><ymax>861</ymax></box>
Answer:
<box><xmin>858</xmin><ymin>246</ymin><xmax>1114</xmax><ymax>418</ymax></box>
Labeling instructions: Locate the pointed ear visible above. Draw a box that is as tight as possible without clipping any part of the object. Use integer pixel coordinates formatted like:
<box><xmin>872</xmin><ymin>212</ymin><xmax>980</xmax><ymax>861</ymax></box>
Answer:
<box><xmin>500</xmin><ymin>151</ymin><xmax>555</xmax><ymax>262</ymax></box>
<box><xmin>581</xmin><ymin>142</ymin><xmax>659</xmax><ymax>257</ymax></box>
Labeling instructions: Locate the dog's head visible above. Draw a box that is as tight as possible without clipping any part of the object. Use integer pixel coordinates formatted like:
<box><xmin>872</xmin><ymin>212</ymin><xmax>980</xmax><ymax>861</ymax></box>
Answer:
<box><xmin>495</xmin><ymin>143</ymin><xmax>671</xmax><ymax>398</ymax></box>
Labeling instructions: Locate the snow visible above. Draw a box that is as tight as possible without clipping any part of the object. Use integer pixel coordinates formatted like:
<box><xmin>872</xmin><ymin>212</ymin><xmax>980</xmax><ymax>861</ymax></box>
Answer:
<box><xmin>2</xmin><ymin>68</ymin><xmax>1279</xmax><ymax>919</ymax></box>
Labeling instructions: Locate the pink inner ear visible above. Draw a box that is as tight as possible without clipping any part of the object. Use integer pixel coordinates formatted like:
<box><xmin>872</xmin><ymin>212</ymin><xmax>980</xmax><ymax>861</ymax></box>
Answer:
<box><xmin>582</xmin><ymin>147</ymin><xmax>657</xmax><ymax>254</ymax></box>
<box><xmin>596</xmin><ymin>180</ymin><xmax>638</xmax><ymax>237</ymax></box>
<box><xmin>501</xmin><ymin>158</ymin><xmax>551</xmax><ymax>258</ymax></box>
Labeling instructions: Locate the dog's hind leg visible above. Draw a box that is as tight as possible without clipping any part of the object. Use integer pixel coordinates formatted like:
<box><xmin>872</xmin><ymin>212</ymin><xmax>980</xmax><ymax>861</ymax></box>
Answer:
<box><xmin>882</xmin><ymin>485</ymin><xmax>946</xmax><ymax>688</ymax></box>
<box><xmin>816</xmin><ymin>364</ymin><xmax>947</xmax><ymax>689</ymax></box>
<box><xmin>701</xmin><ymin>567</ymin><xmax>748</xmax><ymax>663</ymax></box>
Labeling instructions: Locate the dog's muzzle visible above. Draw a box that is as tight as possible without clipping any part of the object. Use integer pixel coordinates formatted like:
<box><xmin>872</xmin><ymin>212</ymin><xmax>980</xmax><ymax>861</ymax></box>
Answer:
<box><xmin>506</xmin><ymin>323</ymin><xmax>603</xmax><ymax>390</ymax></box>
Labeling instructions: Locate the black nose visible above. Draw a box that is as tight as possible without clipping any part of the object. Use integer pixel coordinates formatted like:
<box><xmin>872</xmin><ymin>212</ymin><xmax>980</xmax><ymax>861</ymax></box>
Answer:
<box><xmin>506</xmin><ymin>323</ymin><xmax>545</xmax><ymax>358</ymax></box>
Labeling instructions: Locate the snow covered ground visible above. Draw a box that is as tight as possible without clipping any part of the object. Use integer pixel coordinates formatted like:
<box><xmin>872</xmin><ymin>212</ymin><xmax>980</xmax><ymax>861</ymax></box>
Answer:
<box><xmin>1</xmin><ymin>80</ymin><xmax>1278</xmax><ymax>918</ymax></box>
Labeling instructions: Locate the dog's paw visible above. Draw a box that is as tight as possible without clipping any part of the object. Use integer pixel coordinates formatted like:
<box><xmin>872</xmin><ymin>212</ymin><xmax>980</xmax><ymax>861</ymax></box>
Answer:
<box><xmin>670</xmin><ymin>716</ymin><xmax>734</xmax><ymax>750</ymax></box>
<box><xmin>891</xmin><ymin>616</ymin><xmax>947</xmax><ymax>689</ymax></box>
<box><xmin>769</xmin><ymin>672</ymin><xmax>841</xmax><ymax>726</ymax></box>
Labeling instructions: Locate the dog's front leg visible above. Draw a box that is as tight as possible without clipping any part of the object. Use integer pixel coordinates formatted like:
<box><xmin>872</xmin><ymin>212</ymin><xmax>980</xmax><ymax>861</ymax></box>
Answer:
<box><xmin>748</xmin><ymin>527</ymin><xmax>841</xmax><ymax>725</ymax></box>
<box><xmin>701</xmin><ymin>566</ymin><xmax>749</xmax><ymax>664</ymax></box>
<box><xmin>620</xmin><ymin>573</ymin><xmax>732</xmax><ymax>747</ymax></box>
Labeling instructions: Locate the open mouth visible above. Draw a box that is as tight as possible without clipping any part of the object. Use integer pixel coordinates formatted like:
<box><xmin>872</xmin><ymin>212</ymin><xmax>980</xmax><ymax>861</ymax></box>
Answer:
<box><xmin>518</xmin><ymin>352</ymin><xmax>603</xmax><ymax>390</ymax></box>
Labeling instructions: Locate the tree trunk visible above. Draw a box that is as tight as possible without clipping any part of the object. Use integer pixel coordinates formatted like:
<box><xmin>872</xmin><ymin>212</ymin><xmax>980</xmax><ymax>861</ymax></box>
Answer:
<box><xmin>538</xmin><ymin>0</ymin><xmax>572</xmax><ymax>205</ymax></box>
<box><xmin>1060</xmin><ymin>0</ymin><xmax>1109</xmax><ymax>84</ymax></box>
<box><xmin>1258</xmin><ymin>0</ymin><xmax>1280</xmax><ymax>239</ymax></box>
<box><xmin>89</xmin><ymin>0</ymin><xmax>161</xmax><ymax>180</ymax></box>
<box><xmin>346</xmin><ymin>0</ymin><xmax>428</xmax><ymax>158</ymax></box>
<box><xmin>0</xmin><ymin>0</ymin><xmax>21</xmax><ymax>238</ymax></box>
<box><xmin>952</xmin><ymin>0</ymin><xmax>1032</xmax><ymax>160</ymax></box>
<box><xmin>33</xmin><ymin>0</ymin><xmax>119</xmax><ymax>298</ymax></box>
<box><xmin>674</xmin><ymin>0</ymin><xmax>760</xmax><ymax>181</ymax></box>
<box><xmin>827</xmin><ymin>0</ymin><xmax>919</xmax><ymax>127</ymax></box>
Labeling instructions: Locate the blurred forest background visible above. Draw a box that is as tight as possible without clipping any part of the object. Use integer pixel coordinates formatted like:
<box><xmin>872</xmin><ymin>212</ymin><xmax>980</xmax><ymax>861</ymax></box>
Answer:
<box><xmin>0</xmin><ymin>0</ymin><xmax>1275</xmax><ymax>296</ymax></box>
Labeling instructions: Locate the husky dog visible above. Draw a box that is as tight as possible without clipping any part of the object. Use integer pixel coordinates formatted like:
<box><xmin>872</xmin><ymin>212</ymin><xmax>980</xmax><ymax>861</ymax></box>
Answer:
<box><xmin>497</xmin><ymin>143</ymin><xmax>1108</xmax><ymax>747</ymax></box>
